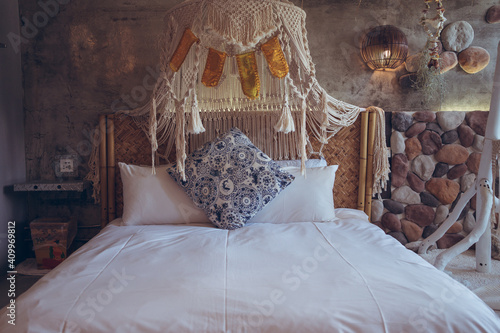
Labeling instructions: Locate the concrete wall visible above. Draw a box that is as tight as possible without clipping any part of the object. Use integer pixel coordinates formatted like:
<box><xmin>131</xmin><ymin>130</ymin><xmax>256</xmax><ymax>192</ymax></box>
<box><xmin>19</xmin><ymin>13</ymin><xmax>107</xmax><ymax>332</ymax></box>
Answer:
<box><xmin>16</xmin><ymin>0</ymin><xmax>499</xmax><ymax>229</ymax></box>
<box><xmin>1</xmin><ymin>0</ymin><xmax>27</xmax><ymax>271</ymax></box>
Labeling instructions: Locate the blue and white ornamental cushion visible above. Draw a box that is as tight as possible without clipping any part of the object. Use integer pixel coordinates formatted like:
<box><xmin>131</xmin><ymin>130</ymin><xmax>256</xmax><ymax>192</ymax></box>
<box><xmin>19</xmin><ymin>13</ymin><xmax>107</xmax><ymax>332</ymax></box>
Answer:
<box><xmin>167</xmin><ymin>128</ymin><xmax>295</xmax><ymax>230</ymax></box>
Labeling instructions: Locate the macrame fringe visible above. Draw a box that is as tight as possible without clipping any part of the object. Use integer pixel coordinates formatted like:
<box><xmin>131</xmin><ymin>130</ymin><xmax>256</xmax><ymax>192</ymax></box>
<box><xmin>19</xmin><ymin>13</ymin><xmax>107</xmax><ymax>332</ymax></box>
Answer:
<box><xmin>150</xmin><ymin>97</ymin><xmax>158</xmax><ymax>175</ymax></box>
<box><xmin>204</xmin><ymin>0</ymin><xmax>275</xmax><ymax>48</ymax></box>
<box><xmin>84</xmin><ymin>125</ymin><xmax>101</xmax><ymax>203</ymax></box>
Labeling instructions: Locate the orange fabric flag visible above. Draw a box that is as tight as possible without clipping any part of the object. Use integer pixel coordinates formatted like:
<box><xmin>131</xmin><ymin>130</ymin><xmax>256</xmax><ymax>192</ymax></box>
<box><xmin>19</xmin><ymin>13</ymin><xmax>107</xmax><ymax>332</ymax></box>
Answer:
<box><xmin>202</xmin><ymin>48</ymin><xmax>227</xmax><ymax>87</ymax></box>
<box><xmin>169</xmin><ymin>28</ymin><xmax>199</xmax><ymax>72</ymax></box>
<box><xmin>236</xmin><ymin>52</ymin><xmax>260</xmax><ymax>100</ymax></box>
<box><xmin>261</xmin><ymin>36</ymin><xmax>289</xmax><ymax>79</ymax></box>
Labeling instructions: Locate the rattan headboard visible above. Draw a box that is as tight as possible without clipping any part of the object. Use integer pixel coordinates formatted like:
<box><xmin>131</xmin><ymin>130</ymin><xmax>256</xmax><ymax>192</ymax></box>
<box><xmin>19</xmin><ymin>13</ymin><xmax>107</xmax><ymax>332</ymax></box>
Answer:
<box><xmin>99</xmin><ymin>111</ymin><xmax>377</xmax><ymax>227</ymax></box>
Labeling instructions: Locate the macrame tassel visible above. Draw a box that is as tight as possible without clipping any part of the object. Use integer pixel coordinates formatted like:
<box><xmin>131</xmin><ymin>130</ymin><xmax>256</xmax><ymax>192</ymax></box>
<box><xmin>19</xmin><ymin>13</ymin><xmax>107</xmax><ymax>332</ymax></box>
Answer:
<box><xmin>368</xmin><ymin>106</ymin><xmax>390</xmax><ymax>197</ymax></box>
<box><xmin>150</xmin><ymin>97</ymin><xmax>158</xmax><ymax>175</ymax></box>
<box><xmin>188</xmin><ymin>92</ymin><xmax>205</xmax><ymax>134</ymax></box>
<box><xmin>274</xmin><ymin>92</ymin><xmax>295</xmax><ymax>133</ymax></box>
<box><xmin>300</xmin><ymin>97</ymin><xmax>308</xmax><ymax>175</ymax></box>
<box><xmin>175</xmin><ymin>102</ymin><xmax>187</xmax><ymax>181</ymax></box>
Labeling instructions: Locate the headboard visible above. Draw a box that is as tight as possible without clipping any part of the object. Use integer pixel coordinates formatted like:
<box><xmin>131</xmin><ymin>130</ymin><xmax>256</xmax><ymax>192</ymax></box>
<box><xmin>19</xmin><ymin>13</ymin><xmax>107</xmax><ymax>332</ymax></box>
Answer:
<box><xmin>98</xmin><ymin>111</ymin><xmax>379</xmax><ymax>227</ymax></box>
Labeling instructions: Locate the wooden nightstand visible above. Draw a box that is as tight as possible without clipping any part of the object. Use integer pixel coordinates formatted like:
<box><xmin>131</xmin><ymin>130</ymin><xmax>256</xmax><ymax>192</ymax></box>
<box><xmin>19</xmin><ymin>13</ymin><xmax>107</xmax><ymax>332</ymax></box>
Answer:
<box><xmin>12</xmin><ymin>180</ymin><xmax>99</xmax><ymax>262</ymax></box>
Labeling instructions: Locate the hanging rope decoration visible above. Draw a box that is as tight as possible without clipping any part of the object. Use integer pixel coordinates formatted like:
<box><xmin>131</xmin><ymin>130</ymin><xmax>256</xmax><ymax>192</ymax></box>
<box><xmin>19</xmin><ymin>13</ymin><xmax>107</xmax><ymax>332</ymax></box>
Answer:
<box><xmin>115</xmin><ymin>0</ymin><xmax>381</xmax><ymax>184</ymax></box>
<box><xmin>420</xmin><ymin>0</ymin><xmax>446</xmax><ymax>70</ymax></box>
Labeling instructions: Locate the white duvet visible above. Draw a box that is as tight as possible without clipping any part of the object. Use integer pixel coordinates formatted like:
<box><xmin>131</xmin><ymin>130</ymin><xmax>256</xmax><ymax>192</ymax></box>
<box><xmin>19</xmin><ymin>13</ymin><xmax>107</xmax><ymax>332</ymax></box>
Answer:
<box><xmin>3</xmin><ymin>209</ymin><xmax>500</xmax><ymax>332</ymax></box>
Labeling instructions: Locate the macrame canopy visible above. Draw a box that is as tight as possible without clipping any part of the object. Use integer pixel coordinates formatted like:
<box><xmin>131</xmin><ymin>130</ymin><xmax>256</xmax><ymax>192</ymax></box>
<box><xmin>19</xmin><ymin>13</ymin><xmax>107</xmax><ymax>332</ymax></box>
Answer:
<box><xmin>120</xmin><ymin>0</ymin><xmax>386</xmax><ymax>194</ymax></box>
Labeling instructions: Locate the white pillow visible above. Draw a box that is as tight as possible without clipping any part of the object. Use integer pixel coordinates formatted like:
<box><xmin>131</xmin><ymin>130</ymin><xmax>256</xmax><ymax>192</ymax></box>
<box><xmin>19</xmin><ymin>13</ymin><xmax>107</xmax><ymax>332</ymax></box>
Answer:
<box><xmin>248</xmin><ymin>165</ymin><xmax>338</xmax><ymax>223</ymax></box>
<box><xmin>118</xmin><ymin>163</ymin><xmax>210</xmax><ymax>225</ymax></box>
<box><xmin>274</xmin><ymin>158</ymin><xmax>327</xmax><ymax>168</ymax></box>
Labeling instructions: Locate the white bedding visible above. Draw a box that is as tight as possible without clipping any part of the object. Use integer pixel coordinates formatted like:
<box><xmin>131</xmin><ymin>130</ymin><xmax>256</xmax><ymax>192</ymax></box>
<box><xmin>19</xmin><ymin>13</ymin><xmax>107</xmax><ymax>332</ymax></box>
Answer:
<box><xmin>3</xmin><ymin>209</ymin><xmax>500</xmax><ymax>332</ymax></box>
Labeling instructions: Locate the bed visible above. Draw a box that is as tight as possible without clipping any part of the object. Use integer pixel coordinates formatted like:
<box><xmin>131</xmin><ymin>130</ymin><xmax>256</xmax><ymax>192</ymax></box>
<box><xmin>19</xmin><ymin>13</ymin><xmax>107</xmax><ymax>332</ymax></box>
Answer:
<box><xmin>2</xmin><ymin>115</ymin><xmax>500</xmax><ymax>332</ymax></box>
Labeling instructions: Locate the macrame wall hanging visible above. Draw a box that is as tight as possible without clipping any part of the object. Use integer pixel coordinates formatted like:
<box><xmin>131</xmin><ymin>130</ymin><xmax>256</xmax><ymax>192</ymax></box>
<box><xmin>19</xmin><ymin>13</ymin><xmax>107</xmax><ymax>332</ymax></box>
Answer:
<box><xmin>114</xmin><ymin>0</ymin><xmax>388</xmax><ymax>195</ymax></box>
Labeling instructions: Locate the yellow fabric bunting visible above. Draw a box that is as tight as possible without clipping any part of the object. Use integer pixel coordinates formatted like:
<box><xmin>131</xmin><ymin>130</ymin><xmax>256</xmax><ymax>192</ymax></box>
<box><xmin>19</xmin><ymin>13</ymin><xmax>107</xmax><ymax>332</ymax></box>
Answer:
<box><xmin>202</xmin><ymin>48</ymin><xmax>227</xmax><ymax>87</ymax></box>
<box><xmin>236</xmin><ymin>51</ymin><xmax>260</xmax><ymax>100</ymax></box>
<box><xmin>169</xmin><ymin>28</ymin><xmax>199</xmax><ymax>72</ymax></box>
<box><xmin>260</xmin><ymin>36</ymin><xmax>289</xmax><ymax>78</ymax></box>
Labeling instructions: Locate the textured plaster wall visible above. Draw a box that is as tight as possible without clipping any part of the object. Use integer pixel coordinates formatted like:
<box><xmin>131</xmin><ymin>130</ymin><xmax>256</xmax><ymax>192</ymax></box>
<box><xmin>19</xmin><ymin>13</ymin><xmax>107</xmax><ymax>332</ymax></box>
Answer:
<box><xmin>16</xmin><ymin>0</ymin><xmax>499</xmax><ymax>231</ymax></box>
<box><xmin>1</xmin><ymin>0</ymin><xmax>26</xmax><ymax>270</ymax></box>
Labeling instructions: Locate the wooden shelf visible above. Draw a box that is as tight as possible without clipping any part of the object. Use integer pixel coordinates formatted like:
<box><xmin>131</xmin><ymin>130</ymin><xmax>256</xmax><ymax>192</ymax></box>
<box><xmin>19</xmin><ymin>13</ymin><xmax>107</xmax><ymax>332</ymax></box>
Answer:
<box><xmin>13</xmin><ymin>181</ymin><xmax>87</xmax><ymax>192</ymax></box>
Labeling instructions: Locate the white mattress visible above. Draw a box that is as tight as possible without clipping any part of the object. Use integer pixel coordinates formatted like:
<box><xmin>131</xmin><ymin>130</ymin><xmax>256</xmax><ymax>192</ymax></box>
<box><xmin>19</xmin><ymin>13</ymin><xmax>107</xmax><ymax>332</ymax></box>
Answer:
<box><xmin>3</xmin><ymin>209</ymin><xmax>500</xmax><ymax>332</ymax></box>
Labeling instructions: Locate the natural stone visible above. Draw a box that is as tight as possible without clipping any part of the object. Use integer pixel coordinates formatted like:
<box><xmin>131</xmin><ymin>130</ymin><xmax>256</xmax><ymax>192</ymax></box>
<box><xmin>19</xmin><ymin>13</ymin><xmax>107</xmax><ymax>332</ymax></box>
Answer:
<box><xmin>451</xmin><ymin>198</ymin><xmax>469</xmax><ymax>221</ymax></box>
<box><xmin>382</xmin><ymin>213</ymin><xmax>402</xmax><ymax>232</ymax></box>
<box><xmin>388</xmin><ymin>231</ymin><xmax>408</xmax><ymax>245</ymax></box>
<box><xmin>392</xmin><ymin>186</ymin><xmax>421</xmax><ymax>205</ymax></box>
<box><xmin>401</xmin><ymin>220</ymin><xmax>423</xmax><ymax>242</ymax></box>
<box><xmin>470</xmin><ymin>194</ymin><xmax>476</xmax><ymax>210</ymax></box>
<box><xmin>383</xmin><ymin>199</ymin><xmax>404</xmax><ymax>214</ymax></box>
<box><xmin>447</xmin><ymin>222</ymin><xmax>463</xmax><ymax>234</ymax></box>
<box><xmin>433</xmin><ymin>162</ymin><xmax>449</xmax><ymax>178</ymax></box>
<box><xmin>466</xmin><ymin>152</ymin><xmax>481</xmax><ymax>174</ymax></box>
<box><xmin>472</xmin><ymin>134</ymin><xmax>484</xmax><ymax>152</ymax></box>
<box><xmin>393</xmin><ymin>113</ymin><xmax>412</xmax><ymax>132</ymax></box>
<box><xmin>435</xmin><ymin>144</ymin><xmax>469</xmax><ymax>165</ymax></box>
<box><xmin>439</xmin><ymin>51</ymin><xmax>458</xmax><ymax>73</ymax></box>
<box><xmin>457</xmin><ymin>124</ymin><xmax>474</xmax><ymax>147</ymax></box>
<box><xmin>436</xmin><ymin>112</ymin><xmax>465</xmax><ymax>132</ymax></box>
<box><xmin>391</xmin><ymin>153</ymin><xmax>409</xmax><ymax>187</ymax></box>
<box><xmin>371</xmin><ymin>199</ymin><xmax>384</xmax><ymax>222</ymax></box>
<box><xmin>405</xmin><ymin>205</ymin><xmax>436</xmax><ymax>227</ymax></box>
<box><xmin>463</xmin><ymin>212</ymin><xmax>475</xmax><ymax>233</ymax></box>
<box><xmin>423</xmin><ymin>224</ymin><xmax>438</xmax><ymax>239</ymax></box>
<box><xmin>412</xmin><ymin>155</ymin><xmax>434</xmax><ymax>180</ymax></box>
<box><xmin>461</xmin><ymin>173</ymin><xmax>476</xmax><ymax>192</ymax></box>
<box><xmin>418</xmin><ymin>130</ymin><xmax>442</xmax><ymax>155</ymax></box>
<box><xmin>441</xmin><ymin>21</ymin><xmax>474</xmax><ymax>52</ymax></box>
<box><xmin>420</xmin><ymin>192</ymin><xmax>440</xmax><ymax>207</ymax></box>
<box><xmin>373</xmin><ymin>221</ymin><xmax>384</xmax><ymax>231</ymax></box>
<box><xmin>486</xmin><ymin>5</ymin><xmax>500</xmax><ymax>24</ymax></box>
<box><xmin>458</xmin><ymin>46</ymin><xmax>490</xmax><ymax>74</ymax></box>
<box><xmin>405</xmin><ymin>137</ymin><xmax>422</xmax><ymax>160</ymax></box>
<box><xmin>437</xmin><ymin>234</ymin><xmax>465</xmax><ymax>249</ymax></box>
<box><xmin>399</xmin><ymin>73</ymin><xmax>418</xmax><ymax>89</ymax></box>
<box><xmin>466</xmin><ymin>111</ymin><xmax>488</xmax><ymax>136</ymax></box>
<box><xmin>406</xmin><ymin>122</ymin><xmax>426</xmax><ymax>138</ymax></box>
<box><xmin>434</xmin><ymin>205</ymin><xmax>449</xmax><ymax>225</ymax></box>
<box><xmin>447</xmin><ymin>164</ymin><xmax>468</xmax><ymax>180</ymax></box>
<box><xmin>426</xmin><ymin>122</ymin><xmax>443</xmax><ymax>135</ymax></box>
<box><xmin>413</xmin><ymin>111</ymin><xmax>436</xmax><ymax>122</ymax></box>
<box><xmin>407</xmin><ymin>172</ymin><xmax>425</xmax><ymax>193</ymax></box>
<box><xmin>426</xmin><ymin>178</ymin><xmax>460</xmax><ymax>205</ymax></box>
<box><xmin>405</xmin><ymin>53</ymin><xmax>422</xmax><ymax>73</ymax></box>
<box><xmin>441</xmin><ymin>130</ymin><xmax>459</xmax><ymax>144</ymax></box>
<box><xmin>391</xmin><ymin>131</ymin><xmax>405</xmax><ymax>155</ymax></box>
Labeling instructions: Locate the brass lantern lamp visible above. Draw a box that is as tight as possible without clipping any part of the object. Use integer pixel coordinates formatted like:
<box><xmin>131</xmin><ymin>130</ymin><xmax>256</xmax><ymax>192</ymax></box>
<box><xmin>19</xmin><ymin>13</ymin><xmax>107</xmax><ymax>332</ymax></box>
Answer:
<box><xmin>360</xmin><ymin>25</ymin><xmax>408</xmax><ymax>71</ymax></box>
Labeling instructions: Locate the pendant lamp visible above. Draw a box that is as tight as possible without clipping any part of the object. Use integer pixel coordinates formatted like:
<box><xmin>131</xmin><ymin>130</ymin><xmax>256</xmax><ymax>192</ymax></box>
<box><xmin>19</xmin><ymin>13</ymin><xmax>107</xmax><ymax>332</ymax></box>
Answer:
<box><xmin>361</xmin><ymin>25</ymin><xmax>408</xmax><ymax>71</ymax></box>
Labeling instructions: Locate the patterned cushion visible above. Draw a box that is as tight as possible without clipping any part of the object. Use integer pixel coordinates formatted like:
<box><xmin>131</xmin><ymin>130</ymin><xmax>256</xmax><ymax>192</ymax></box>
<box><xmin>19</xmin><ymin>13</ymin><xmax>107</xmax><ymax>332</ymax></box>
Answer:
<box><xmin>167</xmin><ymin>128</ymin><xmax>295</xmax><ymax>229</ymax></box>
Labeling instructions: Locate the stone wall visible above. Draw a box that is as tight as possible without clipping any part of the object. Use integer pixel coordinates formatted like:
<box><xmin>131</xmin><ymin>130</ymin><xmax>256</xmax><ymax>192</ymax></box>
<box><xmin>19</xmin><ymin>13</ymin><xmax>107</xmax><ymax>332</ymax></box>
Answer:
<box><xmin>372</xmin><ymin>111</ymin><xmax>488</xmax><ymax>249</ymax></box>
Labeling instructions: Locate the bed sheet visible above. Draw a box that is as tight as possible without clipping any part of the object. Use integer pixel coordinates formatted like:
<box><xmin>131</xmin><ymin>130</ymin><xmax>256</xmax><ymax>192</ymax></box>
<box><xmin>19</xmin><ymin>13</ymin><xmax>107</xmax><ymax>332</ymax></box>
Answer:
<box><xmin>2</xmin><ymin>209</ymin><xmax>499</xmax><ymax>332</ymax></box>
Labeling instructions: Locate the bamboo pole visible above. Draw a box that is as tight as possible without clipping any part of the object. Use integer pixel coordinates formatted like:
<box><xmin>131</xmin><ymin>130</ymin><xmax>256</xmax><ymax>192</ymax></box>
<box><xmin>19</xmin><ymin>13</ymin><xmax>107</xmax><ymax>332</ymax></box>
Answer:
<box><xmin>99</xmin><ymin>115</ymin><xmax>108</xmax><ymax>228</ymax></box>
<box><xmin>357</xmin><ymin>111</ymin><xmax>369</xmax><ymax>212</ymax></box>
<box><xmin>107</xmin><ymin>115</ymin><xmax>116</xmax><ymax>223</ymax></box>
<box><xmin>364</xmin><ymin>110</ymin><xmax>377</xmax><ymax>221</ymax></box>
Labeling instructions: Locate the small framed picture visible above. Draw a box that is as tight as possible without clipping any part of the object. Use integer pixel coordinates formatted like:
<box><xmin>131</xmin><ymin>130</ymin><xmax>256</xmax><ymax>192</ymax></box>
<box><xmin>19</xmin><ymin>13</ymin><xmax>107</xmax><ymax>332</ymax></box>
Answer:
<box><xmin>54</xmin><ymin>155</ymin><xmax>79</xmax><ymax>178</ymax></box>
